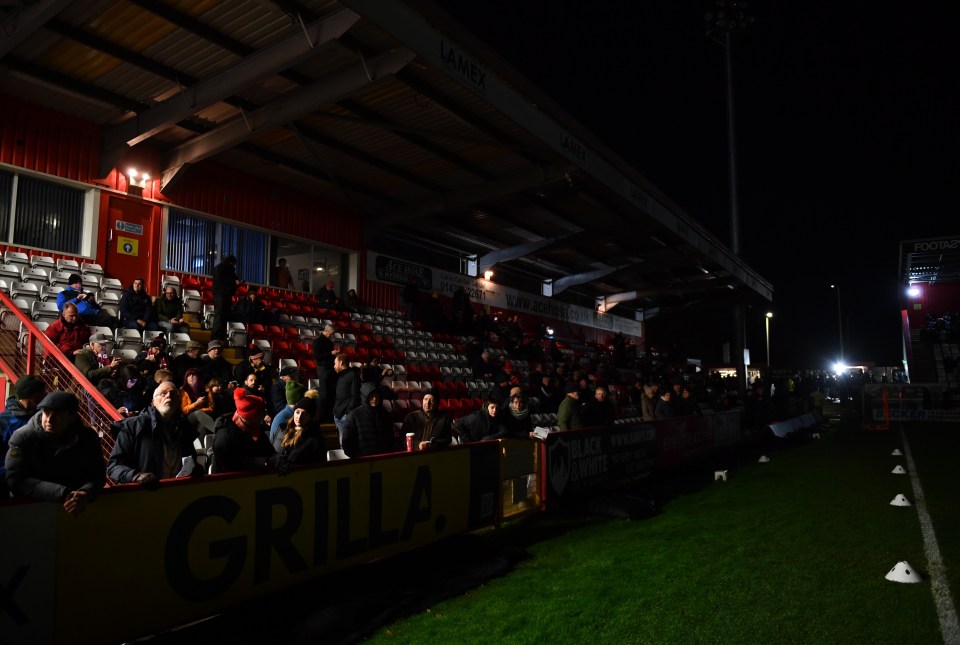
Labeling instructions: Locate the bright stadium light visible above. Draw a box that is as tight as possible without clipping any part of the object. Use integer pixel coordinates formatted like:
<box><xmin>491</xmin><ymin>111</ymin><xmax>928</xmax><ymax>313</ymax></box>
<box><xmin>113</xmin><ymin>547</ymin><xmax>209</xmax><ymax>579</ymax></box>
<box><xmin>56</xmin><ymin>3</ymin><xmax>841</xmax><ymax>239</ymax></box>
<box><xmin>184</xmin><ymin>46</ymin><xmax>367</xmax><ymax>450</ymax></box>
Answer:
<box><xmin>833</xmin><ymin>362</ymin><xmax>847</xmax><ymax>375</ymax></box>
<box><xmin>907</xmin><ymin>286</ymin><xmax>921</xmax><ymax>298</ymax></box>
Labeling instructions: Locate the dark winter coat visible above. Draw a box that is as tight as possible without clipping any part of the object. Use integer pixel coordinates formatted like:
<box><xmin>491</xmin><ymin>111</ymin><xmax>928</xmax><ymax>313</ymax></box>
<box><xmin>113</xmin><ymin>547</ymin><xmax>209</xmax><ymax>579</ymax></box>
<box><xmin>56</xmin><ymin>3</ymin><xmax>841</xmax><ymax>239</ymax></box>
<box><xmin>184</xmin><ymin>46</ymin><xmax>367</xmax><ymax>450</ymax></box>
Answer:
<box><xmin>107</xmin><ymin>406</ymin><xmax>199</xmax><ymax>483</ymax></box>
<box><xmin>341</xmin><ymin>382</ymin><xmax>394</xmax><ymax>458</ymax></box>
<box><xmin>5</xmin><ymin>413</ymin><xmax>105</xmax><ymax>502</ymax></box>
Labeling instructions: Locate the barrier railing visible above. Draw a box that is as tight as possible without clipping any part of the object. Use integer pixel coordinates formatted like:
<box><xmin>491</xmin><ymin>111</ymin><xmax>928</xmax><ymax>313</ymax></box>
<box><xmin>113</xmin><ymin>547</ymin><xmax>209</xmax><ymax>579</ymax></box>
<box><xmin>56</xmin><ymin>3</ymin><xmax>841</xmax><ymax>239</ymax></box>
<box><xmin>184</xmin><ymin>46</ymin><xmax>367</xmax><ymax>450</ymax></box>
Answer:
<box><xmin>0</xmin><ymin>289</ymin><xmax>123</xmax><ymax>462</ymax></box>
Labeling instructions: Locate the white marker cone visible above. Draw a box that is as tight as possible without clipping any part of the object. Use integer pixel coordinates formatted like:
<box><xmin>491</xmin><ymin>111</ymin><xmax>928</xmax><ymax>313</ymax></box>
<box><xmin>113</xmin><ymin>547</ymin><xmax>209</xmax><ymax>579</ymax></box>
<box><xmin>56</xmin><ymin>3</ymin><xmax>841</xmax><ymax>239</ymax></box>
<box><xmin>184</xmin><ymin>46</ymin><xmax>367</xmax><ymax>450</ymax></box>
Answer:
<box><xmin>885</xmin><ymin>561</ymin><xmax>923</xmax><ymax>583</ymax></box>
<box><xmin>890</xmin><ymin>494</ymin><xmax>912</xmax><ymax>506</ymax></box>
<box><xmin>891</xmin><ymin>449</ymin><xmax>903</xmax><ymax>456</ymax></box>
<box><xmin>892</xmin><ymin>465</ymin><xmax>906</xmax><ymax>474</ymax></box>
<box><xmin>758</xmin><ymin>455</ymin><xmax>770</xmax><ymax>463</ymax></box>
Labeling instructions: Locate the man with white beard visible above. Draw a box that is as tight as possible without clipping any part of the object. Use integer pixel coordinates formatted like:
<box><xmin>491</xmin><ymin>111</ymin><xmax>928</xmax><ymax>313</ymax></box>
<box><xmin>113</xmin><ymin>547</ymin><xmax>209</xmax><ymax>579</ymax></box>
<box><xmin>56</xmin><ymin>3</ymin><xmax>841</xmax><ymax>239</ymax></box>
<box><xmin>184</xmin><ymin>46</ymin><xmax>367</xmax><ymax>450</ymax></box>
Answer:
<box><xmin>107</xmin><ymin>381</ymin><xmax>202</xmax><ymax>488</ymax></box>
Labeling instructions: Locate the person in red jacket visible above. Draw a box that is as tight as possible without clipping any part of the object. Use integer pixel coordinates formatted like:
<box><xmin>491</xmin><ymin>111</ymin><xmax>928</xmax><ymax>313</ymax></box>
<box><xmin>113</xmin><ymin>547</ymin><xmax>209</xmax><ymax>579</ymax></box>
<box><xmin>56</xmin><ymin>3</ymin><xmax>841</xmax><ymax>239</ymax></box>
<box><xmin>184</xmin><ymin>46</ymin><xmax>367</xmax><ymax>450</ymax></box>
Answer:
<box><xmin>44</xmin><ymin>302</ymin><xmax>91</xmax><ymax>358</ymax></box>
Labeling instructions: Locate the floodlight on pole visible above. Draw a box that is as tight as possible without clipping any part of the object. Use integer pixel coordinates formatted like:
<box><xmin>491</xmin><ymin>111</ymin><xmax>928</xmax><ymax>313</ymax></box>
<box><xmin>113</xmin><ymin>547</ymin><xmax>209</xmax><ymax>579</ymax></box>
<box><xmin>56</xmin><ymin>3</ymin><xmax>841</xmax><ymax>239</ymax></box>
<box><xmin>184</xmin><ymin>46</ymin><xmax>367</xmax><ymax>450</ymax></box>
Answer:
<box><xmin>765</xmin><ymin>312</ymin><xmax>773</xmax><ymax>371</ymax></box>
<box><xmin>831</xmin><ymin>284</ymin><xmax>843</xmax><ymax>362</ymax></box>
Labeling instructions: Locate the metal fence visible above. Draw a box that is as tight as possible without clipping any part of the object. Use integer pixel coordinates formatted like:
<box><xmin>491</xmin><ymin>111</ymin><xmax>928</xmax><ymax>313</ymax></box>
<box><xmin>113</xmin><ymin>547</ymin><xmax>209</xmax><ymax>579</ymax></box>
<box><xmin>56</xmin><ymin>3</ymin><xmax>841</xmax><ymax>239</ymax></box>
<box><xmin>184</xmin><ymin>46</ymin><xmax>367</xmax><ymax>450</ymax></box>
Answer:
<box><xmin>0</xmin><ymin>289</ymin><xmax>122</xmax><ymax>463</ymax></box>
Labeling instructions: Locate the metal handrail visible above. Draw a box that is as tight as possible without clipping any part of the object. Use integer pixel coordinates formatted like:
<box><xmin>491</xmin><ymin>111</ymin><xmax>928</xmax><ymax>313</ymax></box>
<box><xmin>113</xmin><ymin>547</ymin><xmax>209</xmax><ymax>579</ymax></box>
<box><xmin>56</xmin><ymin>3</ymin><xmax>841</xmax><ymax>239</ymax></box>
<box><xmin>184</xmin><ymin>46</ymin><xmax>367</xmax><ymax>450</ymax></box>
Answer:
<box><xmin>0</xmin><ymin>288</ymin><xmax>124</xmax><ymax>461</ymax></box>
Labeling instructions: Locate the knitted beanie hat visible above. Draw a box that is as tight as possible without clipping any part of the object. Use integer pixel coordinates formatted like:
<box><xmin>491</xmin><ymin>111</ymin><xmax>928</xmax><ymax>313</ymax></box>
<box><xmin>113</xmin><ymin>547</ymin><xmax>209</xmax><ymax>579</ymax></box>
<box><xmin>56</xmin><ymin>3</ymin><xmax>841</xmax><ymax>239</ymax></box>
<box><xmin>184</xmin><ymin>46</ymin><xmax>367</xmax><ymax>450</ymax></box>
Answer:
<box><xmin>286</xmin><ymin>380</ymin><xmax>306</xmax><ymax>405</ymax></box>
<box><xmin>233</xmin><ymin>388</ymin><xmax>264</xmax><ymax>420</ymax></box>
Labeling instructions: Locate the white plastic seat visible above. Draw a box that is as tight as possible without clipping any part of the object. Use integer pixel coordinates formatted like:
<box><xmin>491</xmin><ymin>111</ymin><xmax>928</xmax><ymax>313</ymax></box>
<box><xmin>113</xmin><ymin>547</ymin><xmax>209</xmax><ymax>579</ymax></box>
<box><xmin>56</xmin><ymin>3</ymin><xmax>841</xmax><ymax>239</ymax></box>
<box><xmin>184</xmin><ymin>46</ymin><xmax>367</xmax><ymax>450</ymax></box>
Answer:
<box><xmin>80</xmin><ymin>261</ymin><xmax>104</xmax><ymax>276</ymax></box>
<box><xmin>4</xmin><ymin>251</ymin><xmax>29</xmax><ymax>272</ymax></box>
<box><xmin>10</xmin><ymin>282</ymin><xmax>39</xmax><ymax>304</ymax></box>
<box><xmin>0</xmin><ymin>265</ymin><xmax>20</xmax><ymax>282</ymax></box>
<box><xmin>112</xmin><ymin>348</ymin><xmax>140</xmax><ymax>362</ymax></box>
<box><xmin>31</xmin><ymin>301</ymin><xmax>60</xmax><ymax>324</ymax></box>
<box><xmin>49</xmin><ymin>270</ymin><xmax>75</xmax><ymax>287</ymax></box>
<box><xmin>56</xmin><ymin>258</ymin><xmax>80</xmax><ymax>273</ymax></box>
<box><xmin>182</xmin><ymin>289</ymin><xmax>202</xmax><ymax>313</ymax></box>
<box><xmin>29</xmin><ymin>255</ymin><xmax>56</xmax><ymax>271</ymax></box>
<box><xmin>327</xmin><ymin>449</ymin><xmax>349</xmax><ymax>461</ymax></box>
<box><xmin>40</xmin><ymin>285</ymin><xmax>64</xmax><ymax>302</ymax></box>
<box><xmin>116</xmin><ymin>328</ymin><xmax>144</xmax><ymax>350</ymax></box>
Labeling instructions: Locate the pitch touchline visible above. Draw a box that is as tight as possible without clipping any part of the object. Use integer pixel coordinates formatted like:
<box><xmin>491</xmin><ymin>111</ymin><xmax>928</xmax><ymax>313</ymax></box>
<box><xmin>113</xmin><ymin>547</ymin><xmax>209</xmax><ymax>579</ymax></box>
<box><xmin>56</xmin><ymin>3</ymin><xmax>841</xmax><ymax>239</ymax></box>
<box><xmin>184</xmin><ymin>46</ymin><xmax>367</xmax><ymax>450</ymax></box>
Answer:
<box><xmin>901</xmin><ymin>430</ymin><xmax>960</xmax><ymax>644</ymax></box>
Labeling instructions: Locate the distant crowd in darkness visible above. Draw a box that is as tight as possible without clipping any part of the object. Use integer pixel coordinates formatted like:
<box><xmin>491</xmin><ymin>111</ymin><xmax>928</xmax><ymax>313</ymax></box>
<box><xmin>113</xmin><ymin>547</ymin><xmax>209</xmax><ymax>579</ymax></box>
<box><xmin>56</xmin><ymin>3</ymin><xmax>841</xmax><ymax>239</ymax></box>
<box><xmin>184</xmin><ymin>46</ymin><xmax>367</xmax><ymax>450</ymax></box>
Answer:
<box><xmin>5</xmin><ymin>254</ymin><xmax>836</xmax><ymax>514</ymax></box>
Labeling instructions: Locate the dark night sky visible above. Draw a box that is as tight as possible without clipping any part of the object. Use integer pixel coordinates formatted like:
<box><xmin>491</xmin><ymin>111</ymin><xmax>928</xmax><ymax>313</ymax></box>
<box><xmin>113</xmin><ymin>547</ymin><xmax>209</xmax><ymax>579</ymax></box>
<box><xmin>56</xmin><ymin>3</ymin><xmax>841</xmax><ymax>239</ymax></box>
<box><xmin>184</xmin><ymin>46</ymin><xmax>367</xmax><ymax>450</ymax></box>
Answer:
<box><xmin>443</xmin><ymin>0</ymin><xmax>958</xmax><ymax>368</ymax></box>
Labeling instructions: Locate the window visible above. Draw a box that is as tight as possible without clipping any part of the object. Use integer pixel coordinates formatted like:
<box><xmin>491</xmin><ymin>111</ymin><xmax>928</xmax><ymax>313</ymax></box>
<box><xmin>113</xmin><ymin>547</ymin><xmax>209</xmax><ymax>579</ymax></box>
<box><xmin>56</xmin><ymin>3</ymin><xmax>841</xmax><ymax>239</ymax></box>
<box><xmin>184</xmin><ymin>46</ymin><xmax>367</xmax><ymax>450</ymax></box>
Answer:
<box><xmin>0</xmin><ymin>169</ymin><xmax>85</xmax><ymax>254</ymax></box>
<box><xmin>165</xmin><ymin>209</ymin><xmax>266</xmax><ymax>284</ymax></box>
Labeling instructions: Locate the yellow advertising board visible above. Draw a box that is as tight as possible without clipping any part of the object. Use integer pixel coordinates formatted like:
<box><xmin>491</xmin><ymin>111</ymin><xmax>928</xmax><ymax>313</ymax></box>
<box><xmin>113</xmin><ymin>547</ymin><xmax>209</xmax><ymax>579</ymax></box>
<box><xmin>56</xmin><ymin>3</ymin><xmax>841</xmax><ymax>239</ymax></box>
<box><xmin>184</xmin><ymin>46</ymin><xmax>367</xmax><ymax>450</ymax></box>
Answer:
<box><xmin>30</xmin><ymin>446</ymin><xmax>500</xmax><ymax>644</ymax></box>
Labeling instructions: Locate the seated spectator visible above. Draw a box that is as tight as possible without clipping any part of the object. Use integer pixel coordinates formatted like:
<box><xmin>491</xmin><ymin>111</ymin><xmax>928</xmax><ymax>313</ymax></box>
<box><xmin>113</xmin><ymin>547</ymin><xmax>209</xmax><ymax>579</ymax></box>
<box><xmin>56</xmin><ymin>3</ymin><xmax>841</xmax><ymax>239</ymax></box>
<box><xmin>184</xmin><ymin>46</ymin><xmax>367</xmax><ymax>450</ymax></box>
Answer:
<box><xmin>233</xmin><ymin>287</ymin><xmax>280</xmax><ymax>325</ymax></box>
<box><xmin>473</xmin><ymin>350</ymin><xmax>497</xmax><ymax>382</ymax></box>
<box><xmin>55</xmin><ymin>274</ymin><xmax>116</xmax><ymax>327</ymax></box>
<box><xmin>212</xmin><ymin>388</ymin><xmax>288</xmax><ymax>474</ymax></box>
<box><xmin>45</xmin><ymin>302</ymin><xmax>90</xmax><ymax>358</ymax></box>
<box><xmin>270</xmin><ymin>380</ymin><xmax>307</xmax><ymax>443</ymax></box>
<box><xmin>343</xmin><ymin>288</ymin><xmax>362</xmax><ymax>313</ymax></box>
<box><xmin>110</xmin><ymin>364</ymin><xmax>148</xmax><ymax>418</ymax></box>
<box><xmin>316</xmin><ymin>280</ymin><xmax>340</xmax><ymax>309</ymax></box>
<box><xmin>145</xmin><ymin>368</ymin><xmax>175</xmax><ymax>403</ymax></box>
<box><xmin>341</xmin><ymin>382</ymin><xmax>394</xmax><ymax>458</ymax></box>
<box><xmin>536</xmin><ymin>375</ymin><xmax>561</xmax><ymax>414</ymax></box>
<box><xmin>456</xmin><ymin>397</ymin><xmax>502</xmax><ymax>443</ymax></box>
<box><xmin>360</xmin><ymin>355</ymin><xmax>392</xmax><ymax>385</ymax></box>
<box><xmin>107</xmin><ymin>381</ymin><xmax>201</xmax><ymax>487</ymax></box>
<box><xmin>119</xmin><ymin>278</ymin><xmax>159</xmax><ymax>332</ymax></box>
<box><xmin>200</xmin><ymin>340</ymin><xmax>233</xmax><ymax>386</ymax></box>
<box><xmin>234</xmin><ymin>346</ymin><xmax>276</xmax><ymax>401</ymax></box>
<box><xmin>641</xmin><ymin>385</ymin><xmax>657</xmax><ymax>422</ymax></box>
<box><xmin>0</xmin><ymin>375</ymin><xmax>46</xmax><ymax>497</ymax></box>
<box><xmin>496</xmin><ymin>394</ymin><xmax>534</xmax><ymax>439</ymax></box>
<box><xmin>655</xmin><ymin>390</ymin><xmax>674</xmax><ymax>420</ymax></box>
<box><xmin>180</xmin><ymin>368</ymin><xmax>215</xmax><ymax>436</ymax></box>
<box><xmin>205</xmin><ymin>377</ymin><xmax>232</xmax><ymax>419</ymax></box>
<box><xmin>675</xmin><ymin>386</ymin><xmax>702</xmax><ymax>417</ymax></box>
<box><xmin>583</xmin><ymin>386</ymin><xmax>616</xmax><ymax>427</ymax></box>
<box><xmin>557</xmin><ymin>383</ymin><xmax>582</xmax><ymax>430</ymax></box>
<box><xmin>135</xmin><ymin>336</ymin><xmax>171</xmax><ymax>381</ymax></box>
<box><xmin>275</xmin><ymin>398</ymin><xmax>325</xmax><ymax>465</ymax></box>
<box><xmin>4</xmin><ymin>392</ymin><xmax>105</xmax><ymax>515</ymax></box>
<box><xmin>75</xmin><ymin>332</ymin><xmax>122</xmax><ymax>387</ymax></box>
<box><xmin>154</xmin><ymin>285</ymin><xmax>190</xmax><ymax>334</ymax></box>
<box><xmin>171</xmin><ymin>340</ymin><xmax>205</xmax><ymax>385</ymax></box>
<box><xmin>400</xmin><ymin>390</ymin><xmax>452</xmax><ymax>451</ymax></box>
<box><xmin>271</xmin><ymin>366</ymin><xmax>300</xmax><ymax>417</ymax></box>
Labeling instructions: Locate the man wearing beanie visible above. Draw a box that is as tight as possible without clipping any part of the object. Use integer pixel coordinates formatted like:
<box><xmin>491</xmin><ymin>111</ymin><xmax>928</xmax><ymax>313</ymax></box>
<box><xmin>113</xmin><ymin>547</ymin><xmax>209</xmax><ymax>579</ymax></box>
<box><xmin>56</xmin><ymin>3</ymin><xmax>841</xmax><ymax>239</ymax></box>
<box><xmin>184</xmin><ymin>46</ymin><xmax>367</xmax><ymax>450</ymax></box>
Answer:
<box><xmin>212</xmin><ymin>388</ymin><xmax>288</xmax><ymax>474</ymax></box>
<box><xmin>400</xmin><ymin>390</ymin><xmax>453</xmax><ymax>451</ymax></box>
<box><xmin>55</xmin><ymin>273</ymin><xmax>116</xmax><ymax>327</ymax></box>
<box><xmin>1</xmin><ymin>375</ymin><xmax>46</xmax><ymax>495</ymax></box>
<box><xmin>269</xmin><ymin>379</ymin><xmax>307</xmax><ymax>443</ymax></box>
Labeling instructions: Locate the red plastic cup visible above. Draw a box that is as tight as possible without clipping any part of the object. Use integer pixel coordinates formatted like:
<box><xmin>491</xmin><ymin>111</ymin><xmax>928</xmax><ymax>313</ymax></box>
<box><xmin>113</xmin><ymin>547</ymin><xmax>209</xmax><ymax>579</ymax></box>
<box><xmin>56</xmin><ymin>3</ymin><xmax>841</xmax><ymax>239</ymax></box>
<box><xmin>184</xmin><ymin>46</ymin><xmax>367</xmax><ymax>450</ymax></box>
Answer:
<box><xmin>405</xmin><ymin>432</ymin><xmax>414</xmax><ymax>452</ymax></box>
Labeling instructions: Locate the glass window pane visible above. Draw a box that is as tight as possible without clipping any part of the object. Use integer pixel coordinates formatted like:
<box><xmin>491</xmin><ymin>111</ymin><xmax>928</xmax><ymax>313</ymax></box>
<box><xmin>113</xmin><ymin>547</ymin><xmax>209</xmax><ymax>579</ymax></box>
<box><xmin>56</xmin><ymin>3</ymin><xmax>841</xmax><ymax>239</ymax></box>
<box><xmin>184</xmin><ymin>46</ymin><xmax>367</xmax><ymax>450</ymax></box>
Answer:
<box><xmin>166</xmin><ymin>209</ymin><xmax>217</xmax><ymax>275</ymax></box>
<box><xmin>13</xmin><ymin>175</ymin><xmax>83</xmax><ymax>254</ymax></box>
<box><xmin>222</xmin><ymin>223</ymin><xmax>266</xmax><ymax>284</ymax></box>
<box><xmin>0</xmin><ymin>170</ymin><xmax>12</xmax><ymax>242</ymax></box>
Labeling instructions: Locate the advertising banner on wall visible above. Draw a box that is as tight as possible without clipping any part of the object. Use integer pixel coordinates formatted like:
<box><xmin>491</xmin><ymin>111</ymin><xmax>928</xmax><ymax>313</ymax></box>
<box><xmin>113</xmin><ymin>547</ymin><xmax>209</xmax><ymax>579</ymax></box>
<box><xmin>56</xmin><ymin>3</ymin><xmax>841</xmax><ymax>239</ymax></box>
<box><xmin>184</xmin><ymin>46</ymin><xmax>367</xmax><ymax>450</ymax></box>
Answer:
<box><xmin>543</xmin><ymin>423</ymin><xmax>657</xmax><ymax>500</ymax></box>
<box><xmin>368</xmin><ymin>251</ymin><xmax>643</xmax><ymax>337</ymax></box>
<box><xmin>3</xmin><ymin>446</ymin><xmax>500</xmax><ymax>645</ymax></box>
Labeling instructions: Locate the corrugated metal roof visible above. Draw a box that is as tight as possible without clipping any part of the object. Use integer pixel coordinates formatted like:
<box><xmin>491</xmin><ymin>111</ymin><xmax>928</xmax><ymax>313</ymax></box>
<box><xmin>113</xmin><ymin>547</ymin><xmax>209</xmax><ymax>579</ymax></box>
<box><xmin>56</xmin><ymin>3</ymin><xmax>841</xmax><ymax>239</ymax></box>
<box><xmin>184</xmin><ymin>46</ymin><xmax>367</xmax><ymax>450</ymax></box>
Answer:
<box><xmin>0</xmin><ymin>0</ymin><xmax>772</xmax><ymax>318</ymax></box>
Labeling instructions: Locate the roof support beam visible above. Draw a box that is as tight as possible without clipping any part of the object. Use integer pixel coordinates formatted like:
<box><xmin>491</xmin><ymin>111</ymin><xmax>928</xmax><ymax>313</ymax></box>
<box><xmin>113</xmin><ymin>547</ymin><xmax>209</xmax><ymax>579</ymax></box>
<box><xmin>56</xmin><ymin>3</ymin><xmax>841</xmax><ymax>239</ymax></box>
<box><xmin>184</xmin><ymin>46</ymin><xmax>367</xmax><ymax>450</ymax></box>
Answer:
<box><xmin>478</xmin><ymin>238</ymin><xmax>560</xmax><ymax>275</ymax></box>
<box><xmin>0</xmin><ymin>0</ymin><xmax>72</xmax><ymax>58</ymax></box>
<box><xmin>552</xmin><ymin>267</ymin><xmax>617</xmax><ymax>295</ymax></box>
<box><xmin>161</xmin><ymin>47</ymin><xmax>415</xmax><ymax>192</ymax></box>
<box><xmin>101</xmin><ymin>9</ymin><xmax>359</xmax><ymax>174</ymax></box>
<box><xmin>596</xmin><ymin>291</ymin><xmax>637</xmax><ymax>313</ymax></box>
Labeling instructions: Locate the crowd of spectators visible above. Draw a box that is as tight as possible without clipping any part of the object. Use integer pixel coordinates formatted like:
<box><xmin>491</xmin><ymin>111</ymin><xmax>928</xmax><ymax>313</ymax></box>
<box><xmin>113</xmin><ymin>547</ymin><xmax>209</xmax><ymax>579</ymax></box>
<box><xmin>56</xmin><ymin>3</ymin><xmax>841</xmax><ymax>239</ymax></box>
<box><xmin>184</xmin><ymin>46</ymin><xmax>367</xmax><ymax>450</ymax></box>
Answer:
<box><xmin>3</xmin><ymin>264</ymin><xmax>843</xmax><ymax>512</ymax></box>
